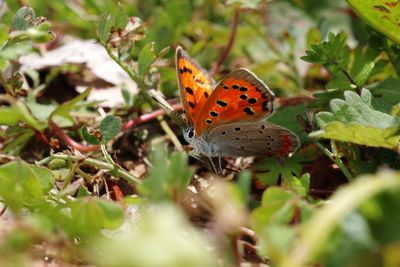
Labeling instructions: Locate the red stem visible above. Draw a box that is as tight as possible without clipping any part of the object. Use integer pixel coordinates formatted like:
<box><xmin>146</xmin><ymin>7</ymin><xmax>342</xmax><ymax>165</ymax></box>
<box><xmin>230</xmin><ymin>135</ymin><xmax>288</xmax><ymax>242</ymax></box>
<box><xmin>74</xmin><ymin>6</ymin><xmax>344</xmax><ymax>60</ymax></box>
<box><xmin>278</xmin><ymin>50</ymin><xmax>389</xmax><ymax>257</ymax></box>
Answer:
<box><xmin>49</xmin><ymin>103</ymin><xmax>183</xmax><ymax>153</ymax></box>
<box><xmin>210</xmin><ymin>8</ymin><xmax>241</xmax><ymax>76</ymax></box>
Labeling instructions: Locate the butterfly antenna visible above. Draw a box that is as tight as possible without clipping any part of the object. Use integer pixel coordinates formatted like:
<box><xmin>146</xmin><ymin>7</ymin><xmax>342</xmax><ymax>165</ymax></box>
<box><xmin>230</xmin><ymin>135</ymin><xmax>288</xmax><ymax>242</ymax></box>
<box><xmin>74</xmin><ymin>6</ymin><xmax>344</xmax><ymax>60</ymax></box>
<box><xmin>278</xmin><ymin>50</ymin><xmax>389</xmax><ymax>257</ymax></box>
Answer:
<box><xmin>148</xmin><ymin>89</ymin><xmax>187</xmax><ymax>129</ymax></box>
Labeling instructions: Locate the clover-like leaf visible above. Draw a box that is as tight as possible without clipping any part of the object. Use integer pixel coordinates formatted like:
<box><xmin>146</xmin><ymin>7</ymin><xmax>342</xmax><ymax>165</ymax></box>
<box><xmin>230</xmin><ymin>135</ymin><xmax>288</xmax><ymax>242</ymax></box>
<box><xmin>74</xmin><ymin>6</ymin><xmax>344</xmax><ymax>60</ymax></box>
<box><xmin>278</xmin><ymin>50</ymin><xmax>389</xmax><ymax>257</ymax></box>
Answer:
<box><xmin>12</xmin><ymin>6</ymin><xmax>36</xmax><ymax>31</ymax></box>
<box><xmin>99</xmin><ymin>115</ymin><xmax>122</xmax><ymax>143</ymax></box>
<box><xmin>81</xmin><ymin>126</ymin><xmax>101</xmax><ymax>145</ymax></box>
<box><xmin>311</xmin><ymin>89</ymin><xmax>400</xmax><ymax>149</ymax></box>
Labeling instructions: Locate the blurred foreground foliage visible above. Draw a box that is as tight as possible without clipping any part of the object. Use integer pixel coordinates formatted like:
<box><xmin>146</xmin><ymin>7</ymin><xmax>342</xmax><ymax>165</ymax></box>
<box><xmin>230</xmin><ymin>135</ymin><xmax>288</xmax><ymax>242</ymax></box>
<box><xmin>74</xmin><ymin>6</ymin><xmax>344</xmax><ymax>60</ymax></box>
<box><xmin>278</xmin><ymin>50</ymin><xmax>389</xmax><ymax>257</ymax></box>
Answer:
<box><xmin>0</xmin><ymin>0</ymin><xmax>400</xmax><ymax>267</ymax></box>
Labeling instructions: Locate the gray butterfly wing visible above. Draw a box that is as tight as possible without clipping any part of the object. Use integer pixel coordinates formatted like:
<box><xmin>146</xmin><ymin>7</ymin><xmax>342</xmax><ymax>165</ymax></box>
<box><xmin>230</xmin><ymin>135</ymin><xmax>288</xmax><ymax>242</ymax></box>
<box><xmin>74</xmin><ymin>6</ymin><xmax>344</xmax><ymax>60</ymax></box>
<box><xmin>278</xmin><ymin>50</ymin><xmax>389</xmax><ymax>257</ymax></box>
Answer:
<box><xmin>207</xmin><ymin>121</ymin><xmax>300</xmax><ymax>157</ymax></box>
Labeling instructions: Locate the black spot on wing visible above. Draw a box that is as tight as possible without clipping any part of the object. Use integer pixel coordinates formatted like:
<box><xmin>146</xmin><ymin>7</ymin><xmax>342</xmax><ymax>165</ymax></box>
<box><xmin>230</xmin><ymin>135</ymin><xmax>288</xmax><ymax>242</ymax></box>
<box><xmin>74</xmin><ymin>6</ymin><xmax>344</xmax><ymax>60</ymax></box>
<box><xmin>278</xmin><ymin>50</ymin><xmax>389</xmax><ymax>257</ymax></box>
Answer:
<box><xmin>216</xmin><ymin>100</ymin><xmax>228</xmax><ymax>107</ymax></box>
<box><xmin>210</xmin><ymin>111</ymin><xmax>219</xmax><ymax>117</ymax></box>
<box><xmin>248</xmin><ymin>98</ymin><xmax>257</xmax><ymax>104</ymax></box>
<box><xmin>185</xmin><ymin>87</ymin><xmax>194</xmax><ymax>95</ymax></box>
<box><xmin>243</xmin><ymin>107</ymin><xmax>255</xmax><ymax>115</ymax></box>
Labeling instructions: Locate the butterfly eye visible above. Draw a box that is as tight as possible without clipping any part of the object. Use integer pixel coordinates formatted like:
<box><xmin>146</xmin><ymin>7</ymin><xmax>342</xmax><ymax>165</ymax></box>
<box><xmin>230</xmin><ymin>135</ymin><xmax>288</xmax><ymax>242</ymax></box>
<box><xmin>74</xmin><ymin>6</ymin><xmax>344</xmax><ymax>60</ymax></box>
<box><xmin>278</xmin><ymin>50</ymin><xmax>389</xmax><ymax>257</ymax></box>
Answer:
<box><xmin>187</xmin><ymin>129</ymin><xmax>194</xmax><ymax>139</ymax></box>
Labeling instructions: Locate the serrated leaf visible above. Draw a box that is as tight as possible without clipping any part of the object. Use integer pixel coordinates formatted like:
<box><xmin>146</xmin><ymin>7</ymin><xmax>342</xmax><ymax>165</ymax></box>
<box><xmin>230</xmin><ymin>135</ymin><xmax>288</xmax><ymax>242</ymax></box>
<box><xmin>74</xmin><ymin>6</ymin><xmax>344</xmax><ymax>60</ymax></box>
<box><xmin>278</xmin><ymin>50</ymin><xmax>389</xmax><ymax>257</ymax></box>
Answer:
<box><xmin>138</xmin><ymin>42</ymin><xmax>156</xmax><ymax>76</ymax></box>
<box><xmin>99</xmin><ymin>115</ymin><xmax>122</xmax><ymax>143</ymax></box>
<box><xmin>301</xmin><ymin>32</ymin><xmax>350</xmax><ymax>76</ymax></box>
<box><xmin>347</xmin><ymin>0</ymin><xmax>400</xmax><ymax>45</ymax></box>
<box><xmin>311</xmin><ymin>89</ymin><xmax>400</xmax><ymax>149</ymax></box>
<box><xmin>255</xmin><ymin>147</ymin><xmax>316</xmax><ymax>186</ymax></box>
<box><xmin>310</xmin><ymin>122</ymin><xmax>400</xmax><ymax>149</ymax></box>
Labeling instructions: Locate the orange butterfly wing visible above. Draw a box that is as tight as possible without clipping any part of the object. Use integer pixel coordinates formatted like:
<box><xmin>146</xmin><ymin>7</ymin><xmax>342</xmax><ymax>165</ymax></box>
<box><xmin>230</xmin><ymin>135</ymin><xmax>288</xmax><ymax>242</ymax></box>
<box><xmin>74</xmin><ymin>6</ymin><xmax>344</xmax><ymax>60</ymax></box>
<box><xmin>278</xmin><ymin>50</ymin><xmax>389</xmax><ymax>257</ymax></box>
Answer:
<box><xmin>194</xmin><ymin>69</ymin><xmax>275</xmax><ymax>136</ymax></box>
<box><xmin>176</xmin><ymin>46</ymin><xmax>214</xmax><ymax>127</ymax></box>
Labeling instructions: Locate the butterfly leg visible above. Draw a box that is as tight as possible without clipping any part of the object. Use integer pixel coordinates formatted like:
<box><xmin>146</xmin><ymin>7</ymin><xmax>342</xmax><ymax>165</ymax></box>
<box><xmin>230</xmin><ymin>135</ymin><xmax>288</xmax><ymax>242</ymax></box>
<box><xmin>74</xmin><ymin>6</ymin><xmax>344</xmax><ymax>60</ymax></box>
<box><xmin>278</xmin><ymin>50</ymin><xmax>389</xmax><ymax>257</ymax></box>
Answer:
<box><xmin>206</xmin><ymin>157</ymin><xmax>219</xmax><ymax>174</ymax></box>
<box><xmin>217</xmin><ymin>155</ymin><xmax>222</xmax><ymax>174</ymax></box>
<box><xmin>189</xmin><ymin>149</ymin><xmax>204</xmax><ymax>162</ymax></box>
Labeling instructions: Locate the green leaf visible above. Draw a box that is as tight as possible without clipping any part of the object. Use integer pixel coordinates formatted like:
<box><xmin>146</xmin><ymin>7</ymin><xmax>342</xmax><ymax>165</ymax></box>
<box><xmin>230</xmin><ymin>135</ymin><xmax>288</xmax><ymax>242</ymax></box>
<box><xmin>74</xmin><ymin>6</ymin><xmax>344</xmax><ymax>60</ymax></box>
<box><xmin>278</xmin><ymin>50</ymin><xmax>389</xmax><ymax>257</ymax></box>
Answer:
<box><xmin>94</xmin><ymin>199</ymin><xmax>125</xmax><ymax>229</ymax></box>
<box><xmin>347</xmin><ymin>0</ymin><xmax>400</xmax><ymax>45</ymax></box>
<box><xmin>301</xmin><ymin>32</ymin><xmax>350</xmax><ymax>75</ymax></box>
<box><xmin>350</xmin><ymin>46</ymin><xmax>378</xmax><ymax>86</ymax></box>
<box><xmin>311</xmin><ymin>89</ymin><xmax>400</xmax><ymax>149</ymax></box>
<box><xmin>81</xmin><ymin>126</ymin><xmax>101</xmax><ymax>145</ymax></box>
<box><xmin>30</xmin><ymin>165</ymin><xmax>54</xmax><ymax>193</ymax></box>
<box><xmin>50</xmin><ymin>87</ymin><xmax>92</xmax><ymax>122</ymax></box>
<box><xmin>99</xmin><ymin>115</ymin><xmax>122</xmax><ymax>143</ymax></box>
<box><xmin>90</xmin><ymin>204</ymin><xmax>217</xmax><ymax>267</ymax></box>
<box><xmin>26</xmin><ymin>26</ymin><xmax>54</xmax><ymax>43</ymax></box>
<box><xmin>138</xmin><ymin>42</ymin><xmax>156</xmax><ymax>76</ymax></box>
<box><xmin>370</xmin><ymin>77</ymin><xmax>400</xmax><ymax>105</ymax></box>
<box><xmin>12</xmin><ymin>6</ymin><xmax>36</xmax><ymax>31</ymax></box>
<box><xmin>0</xmin><ymin>42</ymin><xmax>32</xmax><ymax>61</ymax></box>
<box><xmin>0</xmin><ymin>25</ymin><xmax>9</xmax><ymax>47</ymax></box>
<box><xmin>0</xmin><ymin>160</ymin><xmax>47</xmax><ymax>212</ymax></box>
<box><xmin>98</xmin><ymin>13</ymin><xmax>113</xmax><ymax>43</ymax></box>
<box><xmin>251</xmin><ymin>187</ymin><xmax>295</xmax><ymax>230</ymax></box>
<box><xmin>69</xmin><ymin>198</ymin><xmax>124</xmax><ymax>237</ymax></box>
<box><xmin>0</xmin><ymin>107</ymin><xmax>24</xmax><ymax>125</ymax></box>
<box><xmin>139</xmin><ymin>145</ymin><xmax>193</xmax><ymax>201</ymax></box>
<box><xmin>281</xmin><ymin>170</ymin><xmax>400</xmax><ymax>267</ymax></box>
<box><xmin>113</xmin><ymin>6</ymin><xmax>128</xmax><ymax>29</ymax></box>
<box><xmin>225</xmin><ymin>0</ymin><xmax>262</xmax><ymax>9</ymax></box>
<box><xmin>255</xmin><ymin>147</ymin><xmax>315</xmax><ymax>186</ymax></box>
<box><xmin>311</xmin><ymin>122</ymin><xmax>400</xmax><ymax>149</ymax></box>
<box><xmin>0</xmin><ymin>100</ymin><xmax>43</xmax><ymax>130</ymax></box>
<box><xmin>286</xmin><ymin>173</ymin><xmax>311</xmax><ymax>197</ymax></box>
<box><xmin>236</xmin><ymin>171</ymin><xmax>252</xmax><ymax>204</ymax></box>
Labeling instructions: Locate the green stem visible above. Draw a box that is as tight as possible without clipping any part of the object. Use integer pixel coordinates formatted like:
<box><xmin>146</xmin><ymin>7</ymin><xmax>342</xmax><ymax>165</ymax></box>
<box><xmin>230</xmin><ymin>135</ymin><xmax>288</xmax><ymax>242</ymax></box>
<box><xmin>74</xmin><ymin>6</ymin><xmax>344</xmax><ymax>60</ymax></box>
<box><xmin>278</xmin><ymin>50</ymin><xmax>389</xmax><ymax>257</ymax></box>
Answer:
<box><xmin>158</xmin><ymin>116</ymin><xmax>184</xmax><ymax>152</ymax></box>
<box><xmin>101</xmin><ymin>144</ymin><xmax>116</xmax><ymax>166</ymax></box>
<box><xmin>280</xmin><ymin>170</ymin><xmax>400</xmax><ymax>267</ymax></box>
<box><xmin>76</xmin><ymin>168</ymin><xmax>94</xmax><ymax>182</ymax></box>
<box><xmin>61</xmin><ymin>159</ymin><xmax>80</xmax><ymax>190</ymax></box>
<box><xmin>104</xmin><ymin>44</ymin><xmax>146</xmax><ymax>90</ymax></box>
<box><xmin>316</xmin><ymin>141</ymin><xmax>354</xmax><ymax>181</ymax></box>
<box><xmin>41</xmin><ymin>153</ymin><xmax>142</xmax><ymax>184</ymax></box>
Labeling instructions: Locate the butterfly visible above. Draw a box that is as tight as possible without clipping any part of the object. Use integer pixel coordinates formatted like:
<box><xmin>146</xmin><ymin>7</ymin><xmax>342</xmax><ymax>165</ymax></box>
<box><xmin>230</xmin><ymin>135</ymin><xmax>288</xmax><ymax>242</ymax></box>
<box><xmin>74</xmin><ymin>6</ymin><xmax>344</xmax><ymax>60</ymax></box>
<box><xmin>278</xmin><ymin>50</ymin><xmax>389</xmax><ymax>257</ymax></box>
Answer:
<box><xmin>153</xmin><ymin>46</ymin><xmax>300</xmax><ymax>171</ymax></box>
